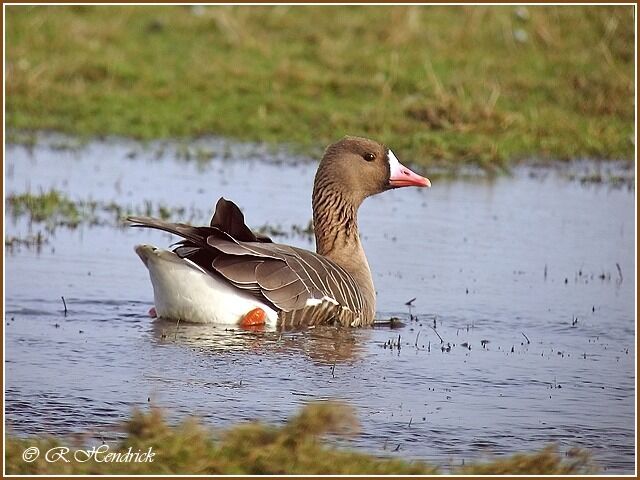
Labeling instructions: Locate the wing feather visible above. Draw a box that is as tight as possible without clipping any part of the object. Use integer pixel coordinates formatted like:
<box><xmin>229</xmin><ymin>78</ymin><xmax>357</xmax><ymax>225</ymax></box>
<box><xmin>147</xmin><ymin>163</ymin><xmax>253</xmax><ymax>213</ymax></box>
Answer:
<box><xmin>212</xmin><ymin>256</ymin><xmax>263</xmax><ymax>284</ymax></box>
<box><xmin>255</xmin><ymin>261</ymin><xmax>300</xmax><ymax>291</ymax></box>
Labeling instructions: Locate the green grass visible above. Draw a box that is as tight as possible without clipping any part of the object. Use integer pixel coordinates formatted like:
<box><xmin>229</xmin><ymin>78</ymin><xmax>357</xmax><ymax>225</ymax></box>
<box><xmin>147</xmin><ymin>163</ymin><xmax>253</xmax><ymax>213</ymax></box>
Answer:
<box><xmin>5</xmin><ymin>5</ymin><xmax>635</xmax><ymax>170</ymax></box>
<box><xmin>7</xmin><ymin>190</ymin><xmax>82</xmax><ymax>227</ymax></box>
<box><xmin>5</xmin><ymin>402</ymin><xmax>596</xmax><ymax>475</ymax></box>
<box><xmin>5</xmin><ymin>190</ymin><xmax>317</xmax><ymax>248</ymax></box>
<box><xmin>6</xmin><ymin>189</ymin><xmax>206</xmax><ymax>233</ymax></box>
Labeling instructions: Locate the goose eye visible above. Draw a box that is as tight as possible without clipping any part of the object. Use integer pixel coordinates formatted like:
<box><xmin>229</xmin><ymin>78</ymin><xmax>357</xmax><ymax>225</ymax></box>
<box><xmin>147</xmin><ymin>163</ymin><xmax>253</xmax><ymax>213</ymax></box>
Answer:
<box><xmin>364</xmin><ymin>153</ymin><xmax>375</xmax><ymax>162</ymax></box>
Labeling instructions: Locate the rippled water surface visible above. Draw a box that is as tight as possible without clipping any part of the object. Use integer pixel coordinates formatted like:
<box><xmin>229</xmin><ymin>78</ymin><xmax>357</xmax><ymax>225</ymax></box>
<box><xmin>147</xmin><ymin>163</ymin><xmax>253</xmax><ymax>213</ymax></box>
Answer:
<box><xmin>4</xmin><ymin>139</ymin><xmax>636</xmax><ymax>473</ymax></box>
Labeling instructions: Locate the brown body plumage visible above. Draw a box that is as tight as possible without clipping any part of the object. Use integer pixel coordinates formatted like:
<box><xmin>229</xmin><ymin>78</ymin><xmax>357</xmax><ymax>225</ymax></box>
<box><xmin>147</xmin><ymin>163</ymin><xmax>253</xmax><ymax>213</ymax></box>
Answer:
<box><xmin>131</xmin><ymin>136</ymin><xmax>430</xmax><ymax>327</ymax></box>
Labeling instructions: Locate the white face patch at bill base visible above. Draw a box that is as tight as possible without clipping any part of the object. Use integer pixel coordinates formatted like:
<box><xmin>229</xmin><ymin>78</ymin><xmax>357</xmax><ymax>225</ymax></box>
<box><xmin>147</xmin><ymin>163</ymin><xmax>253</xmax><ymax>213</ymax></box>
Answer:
<box><xmin>388</xmin><ymin>149</ymin><xmax>403</xmax><ymax>178</ymax></box>
<box><xmin>387</xmin><ymin>148</ymin><xmax>431</xmax><ymax>188</ymax></box>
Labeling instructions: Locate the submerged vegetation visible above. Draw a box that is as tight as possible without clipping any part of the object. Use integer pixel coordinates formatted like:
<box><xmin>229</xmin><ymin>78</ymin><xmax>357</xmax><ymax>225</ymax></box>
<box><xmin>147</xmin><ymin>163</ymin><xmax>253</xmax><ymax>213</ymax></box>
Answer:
<box><xmin>5</xmin><ymin>5</ymin><xmax>634</xmax><ymax>170</ymax></box>
<box><xmin>5</xmin><ymin>190</ymin><xmax>316</xmax><ymax>250</ymax></box>
<box><xmin>5</xmin><ymin>190</ymin><xmax>199</xmax><ymax>250</ymax></box>
<box><xmin>6</xmin><ymin>190</ymin><xmax>200</xmax><ymax>230</ymax></box>
<box><xmin>5</xmin><ymin>402</ymin><xmax>596</xmax><ymax>475</ymax></box>
<box><xmin>8</xmin><ymin>190</ymin><xmax>83</xmax><ymax>227</ymax></box>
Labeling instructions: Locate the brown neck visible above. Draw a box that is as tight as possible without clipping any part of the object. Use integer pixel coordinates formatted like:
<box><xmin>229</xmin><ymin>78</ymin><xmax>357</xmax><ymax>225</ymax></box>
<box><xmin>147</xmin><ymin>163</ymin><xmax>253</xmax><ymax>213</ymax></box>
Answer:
<box><xmin>312</xmin><ymin>179</ymin><xmax>375</xmax><ymax>319</ymax></box>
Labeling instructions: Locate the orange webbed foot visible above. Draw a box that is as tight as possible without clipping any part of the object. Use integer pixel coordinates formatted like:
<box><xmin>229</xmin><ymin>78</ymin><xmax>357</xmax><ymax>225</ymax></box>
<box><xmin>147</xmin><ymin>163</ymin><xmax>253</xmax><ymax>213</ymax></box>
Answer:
<box><xmin>148</xmin><ymin>306</ymin><xmax>157</xmax><ymax>318</ymax></box>
<box><xmin>240</xmin><ymin>307</ymin><xmax>267</xmax><ymax>330</ymax></box>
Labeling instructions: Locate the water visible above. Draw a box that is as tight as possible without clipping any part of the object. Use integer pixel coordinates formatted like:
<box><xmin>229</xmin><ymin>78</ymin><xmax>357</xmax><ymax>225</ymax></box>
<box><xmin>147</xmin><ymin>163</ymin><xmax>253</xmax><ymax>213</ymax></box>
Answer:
<box><xmin>4</xmin><ymin>138</ymin><xmax>636</xmax><ymax>473</ymax></box>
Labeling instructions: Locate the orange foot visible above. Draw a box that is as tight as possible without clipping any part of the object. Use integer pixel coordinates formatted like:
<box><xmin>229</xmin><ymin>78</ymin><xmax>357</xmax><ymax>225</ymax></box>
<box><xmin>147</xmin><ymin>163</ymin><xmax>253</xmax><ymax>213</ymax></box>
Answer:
<box><xmin>240</xmin><ymin>307</ymin><xmax>267</xmax><ymax>330</ymax></box>
<box><xmin>148</xmin><ymin>306</ymin><xmax>157</xmax><ymax>318</ymax></box>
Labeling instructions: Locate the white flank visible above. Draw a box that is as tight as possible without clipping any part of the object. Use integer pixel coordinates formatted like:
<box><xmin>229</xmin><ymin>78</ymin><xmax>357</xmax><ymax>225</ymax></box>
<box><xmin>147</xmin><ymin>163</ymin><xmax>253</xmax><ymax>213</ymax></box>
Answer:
<box><xmin>305</xmin><ymin>295</ymin><xmax>339</xmax><ymax>307</ymax></box>
<box><xmin>134</xmin><ymin>244</ymin><xmax>278</xmax><ymax>327</ymax></box>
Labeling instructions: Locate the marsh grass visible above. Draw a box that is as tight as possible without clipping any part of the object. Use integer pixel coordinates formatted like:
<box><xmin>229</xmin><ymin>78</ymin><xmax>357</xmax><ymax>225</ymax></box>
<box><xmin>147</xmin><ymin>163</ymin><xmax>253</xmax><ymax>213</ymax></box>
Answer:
<box><xmin>6</xmin><ymin>190</ymin><xmax>199</xmax><ymax>229</ymax></box>
<box><xmin>5</xmin><ymin>5</ymin><xmax>634</xmax><ymax>170</ymax></box>
<box><xmin>7</xmin><ymin>190</ymin><xmax>82</xmax><ymax>227</ymax></box>
<box><xmin>6</xmin><ymin>190</ymin><xmax>319</xmax><ymax>244</ymax></box>
<box><xmin>5</xmin><ymin>402</ymin><xmax>597</xmax><ymax>475</ymax></box>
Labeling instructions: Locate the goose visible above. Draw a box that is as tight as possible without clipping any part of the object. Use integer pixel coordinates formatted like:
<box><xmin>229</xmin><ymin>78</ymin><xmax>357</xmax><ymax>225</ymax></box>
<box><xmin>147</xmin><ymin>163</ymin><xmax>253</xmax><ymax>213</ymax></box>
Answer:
<box><xmin>130</xmin><ymin>136</ymin><xmax>430</xmax><ymax>328</ymax></box>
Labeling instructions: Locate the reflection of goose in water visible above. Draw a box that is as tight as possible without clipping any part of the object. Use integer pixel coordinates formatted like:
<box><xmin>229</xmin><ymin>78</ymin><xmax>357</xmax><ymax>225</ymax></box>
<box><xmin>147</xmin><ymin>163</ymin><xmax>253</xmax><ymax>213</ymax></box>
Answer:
<box><xmin>149</xmin><ymin>320</ymin><xmax>368</xmax><ymax>365</ymax></box>
<box><xmin>131</xmin><ymin>137</ymin><xmax>430</xmax><ymax>329</ymax></box>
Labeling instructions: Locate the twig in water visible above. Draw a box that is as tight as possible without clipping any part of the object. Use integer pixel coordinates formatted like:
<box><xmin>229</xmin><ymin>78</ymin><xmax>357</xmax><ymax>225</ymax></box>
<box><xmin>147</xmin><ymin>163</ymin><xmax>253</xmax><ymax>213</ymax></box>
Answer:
<box><xmin>405</xmin><ymin>298</ymin><xmax>416</xmax><ymax>321</ymax></box>
<box><xmin>414</xmin><ymin>330</ymin><xmax>421</xmax><ymax>348</ymax></box>
<box><xmin>429</xmin><ymin>325</ymin><xmax>444</xmax><ymax>343</ymax></box>
<box><xmin>331</xmin><ymin>361</ymin><xmax>336</xmax><ymax>378</ymax></box>
<box><xmin>61</xmin><ymin>296</ymin><xmax>68</xmax><ymax>316</ymax></box>
<box><xmin>407</xmin><ymin>417</ymin><xmax>413</xmax><ymax>428</ymax></box>
<box><xmin>616</xmin><ymin>263</ymin><xmax>623</xmax><ymax>284</ymax></box>
<box><xmin>521</xmin><ymin>332</ymin><xmax>530</xmax><ymax>344</ymax></box>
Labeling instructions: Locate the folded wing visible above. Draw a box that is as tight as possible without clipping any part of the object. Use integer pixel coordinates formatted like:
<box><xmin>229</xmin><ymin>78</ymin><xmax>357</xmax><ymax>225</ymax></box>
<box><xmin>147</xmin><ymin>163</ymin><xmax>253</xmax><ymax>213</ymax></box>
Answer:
<box><xmin>128</xmin><ymin>198</ymin><xmax>365</xmax><ymax>322</ymax></box>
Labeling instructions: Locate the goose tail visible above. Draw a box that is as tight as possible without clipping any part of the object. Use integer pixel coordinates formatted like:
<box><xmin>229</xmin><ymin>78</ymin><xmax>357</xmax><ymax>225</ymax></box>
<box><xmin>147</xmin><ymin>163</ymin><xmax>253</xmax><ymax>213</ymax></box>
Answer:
<box><xmin>128</xmin><ymin>197</ymin><xmax>273</xmax><ymax>244</ymax></box>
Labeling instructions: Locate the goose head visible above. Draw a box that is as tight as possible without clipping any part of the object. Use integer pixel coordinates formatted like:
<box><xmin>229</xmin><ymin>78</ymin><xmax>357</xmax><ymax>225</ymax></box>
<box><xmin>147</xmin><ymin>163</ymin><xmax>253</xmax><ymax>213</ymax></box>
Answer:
<box><xmin>314</xmin><ymin>136</ymin><xmax>430</xmax><ymax>205</ymax></box>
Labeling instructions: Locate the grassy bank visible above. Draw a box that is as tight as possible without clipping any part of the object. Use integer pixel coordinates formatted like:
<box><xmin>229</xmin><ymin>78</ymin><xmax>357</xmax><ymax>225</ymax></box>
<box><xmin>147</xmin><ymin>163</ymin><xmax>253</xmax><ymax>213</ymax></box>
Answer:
<box><xmin>6</xmin><ymin>5</ymin><xmax>634</xmax><ymax>170</ymax></box>
<box><xmin>6</xmin><ymin>402</ymin><xmax>596</xmax><ymax>475</ymax></box>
